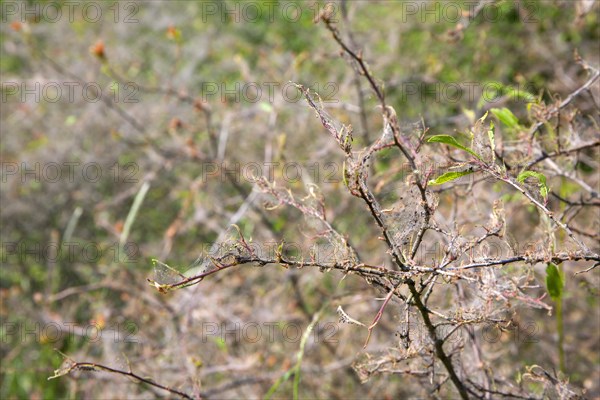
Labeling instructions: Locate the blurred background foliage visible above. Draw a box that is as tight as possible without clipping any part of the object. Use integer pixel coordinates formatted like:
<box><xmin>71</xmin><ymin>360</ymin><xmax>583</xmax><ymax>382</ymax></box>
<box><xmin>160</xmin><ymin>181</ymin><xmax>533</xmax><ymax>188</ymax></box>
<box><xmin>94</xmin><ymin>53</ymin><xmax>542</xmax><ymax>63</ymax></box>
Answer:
<box><xmin>1</xmin><ymin>0</ymin><xmax>599</xmax><ymax>398</ymax></box>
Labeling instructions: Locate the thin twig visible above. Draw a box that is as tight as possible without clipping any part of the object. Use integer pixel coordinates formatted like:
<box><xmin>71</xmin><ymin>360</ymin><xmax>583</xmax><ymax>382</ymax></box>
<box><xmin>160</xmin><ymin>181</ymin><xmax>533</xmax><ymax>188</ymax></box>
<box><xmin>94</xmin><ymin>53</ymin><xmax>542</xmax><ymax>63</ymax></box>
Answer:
<box><xmin>49</xmin><ymin>356</ymin><xmax>195</xmax><ymax>400</ymax></box>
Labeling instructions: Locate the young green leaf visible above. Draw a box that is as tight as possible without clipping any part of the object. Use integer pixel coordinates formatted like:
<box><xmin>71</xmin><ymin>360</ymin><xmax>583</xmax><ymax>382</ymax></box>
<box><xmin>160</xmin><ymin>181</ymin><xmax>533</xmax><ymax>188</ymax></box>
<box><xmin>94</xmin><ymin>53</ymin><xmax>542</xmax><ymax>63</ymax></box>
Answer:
<box><xmin>476</xmin><ymin>110</ymin><xmax>489</xmax><ymax>125</ymax></box>
<box><xmin>546</xmin><ymin>263</ymin><xmax>563</xmax><ymax>301</ymax></box>
<box><xmin>504</xmin><ymin>87</ymin><xmax>535</xmax><ymax>103</ymax></box>
<box><xmin>491</xmin><ymin>108</ymin><xmax>520</xmax><ymax>129</ymax></box>
<box><xmin>427</xmin><ymin>135</ymin><xmax>482</xmax><ymax>160</ymax></box>
<box><xmin>428</xmin><ymin>170</ymin><xmax>474</xmax><ymax>186</ymax></box>
<box><xmin>488</xmin><ymin>121</ymin><xmax>496</xmax><ymax>162</ymax></box>
<box><xmin>517</xmin><ymin>171</ymin><xmax>549</xmax><ymax>200</ymax></box>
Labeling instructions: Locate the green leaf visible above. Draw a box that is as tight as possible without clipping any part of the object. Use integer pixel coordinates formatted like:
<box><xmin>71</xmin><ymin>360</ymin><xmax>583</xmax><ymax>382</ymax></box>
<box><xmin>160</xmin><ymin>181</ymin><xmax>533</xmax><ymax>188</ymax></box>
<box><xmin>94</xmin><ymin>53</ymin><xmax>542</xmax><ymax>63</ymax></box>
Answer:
<box><xmin>491</xmin><ymin>108</ymin><xmax>520</xmax><ymax>129</ymax></box>
<box><xmin>488</xmin><ymin>121</ymin><xmax>496</xmax><ymax>161</ymax></box>
<box><xmin>264</xmin><ymin>369</ymin><xmax>294</xmax><ymax>400</ymax></box>
<box><xmin>478</xmin><ymin>111</ymin><xmax>489</xmax><ymax>123</ymax></box>
<box><xmin>546</xmin><ymin>263</ymin><xmax>563</xmax><ymax>301</ymax></box>
<box><xmin>517</xmin><ymin>171</ymin><xmax>549</xmax><ymax>200</ymax></box>
<box><xmin>504</xmin><ymin>87</ymin><xmax>535</xmax><ymax>103</ymax></box>
<box><xmin>427</xmin><ymin>135</ymin><xmax>482</xmax><ymax>160</ymax></box>
<box><xmin>264</xmin><ymin>309</ymin><xmax>325</xmax><ymax>400</ymax></box>
<box><xmin>477</xmin><ymin>81</ymin><xmax>502</xmax><ymax>109</ymax></box>
<box><xmin>478</xmin><ymin>82</ymin><xmax>535</xmax><ymax>108</ymax></box>
<box><xmin>120</xmin><ymin>181</ymin><xmax>150</xmax><ymax>247</ymax></box>
<box><xmin>428</xmin><ymin>170</ymin><xmax>474</xmax><ymax>185</ymax></box>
